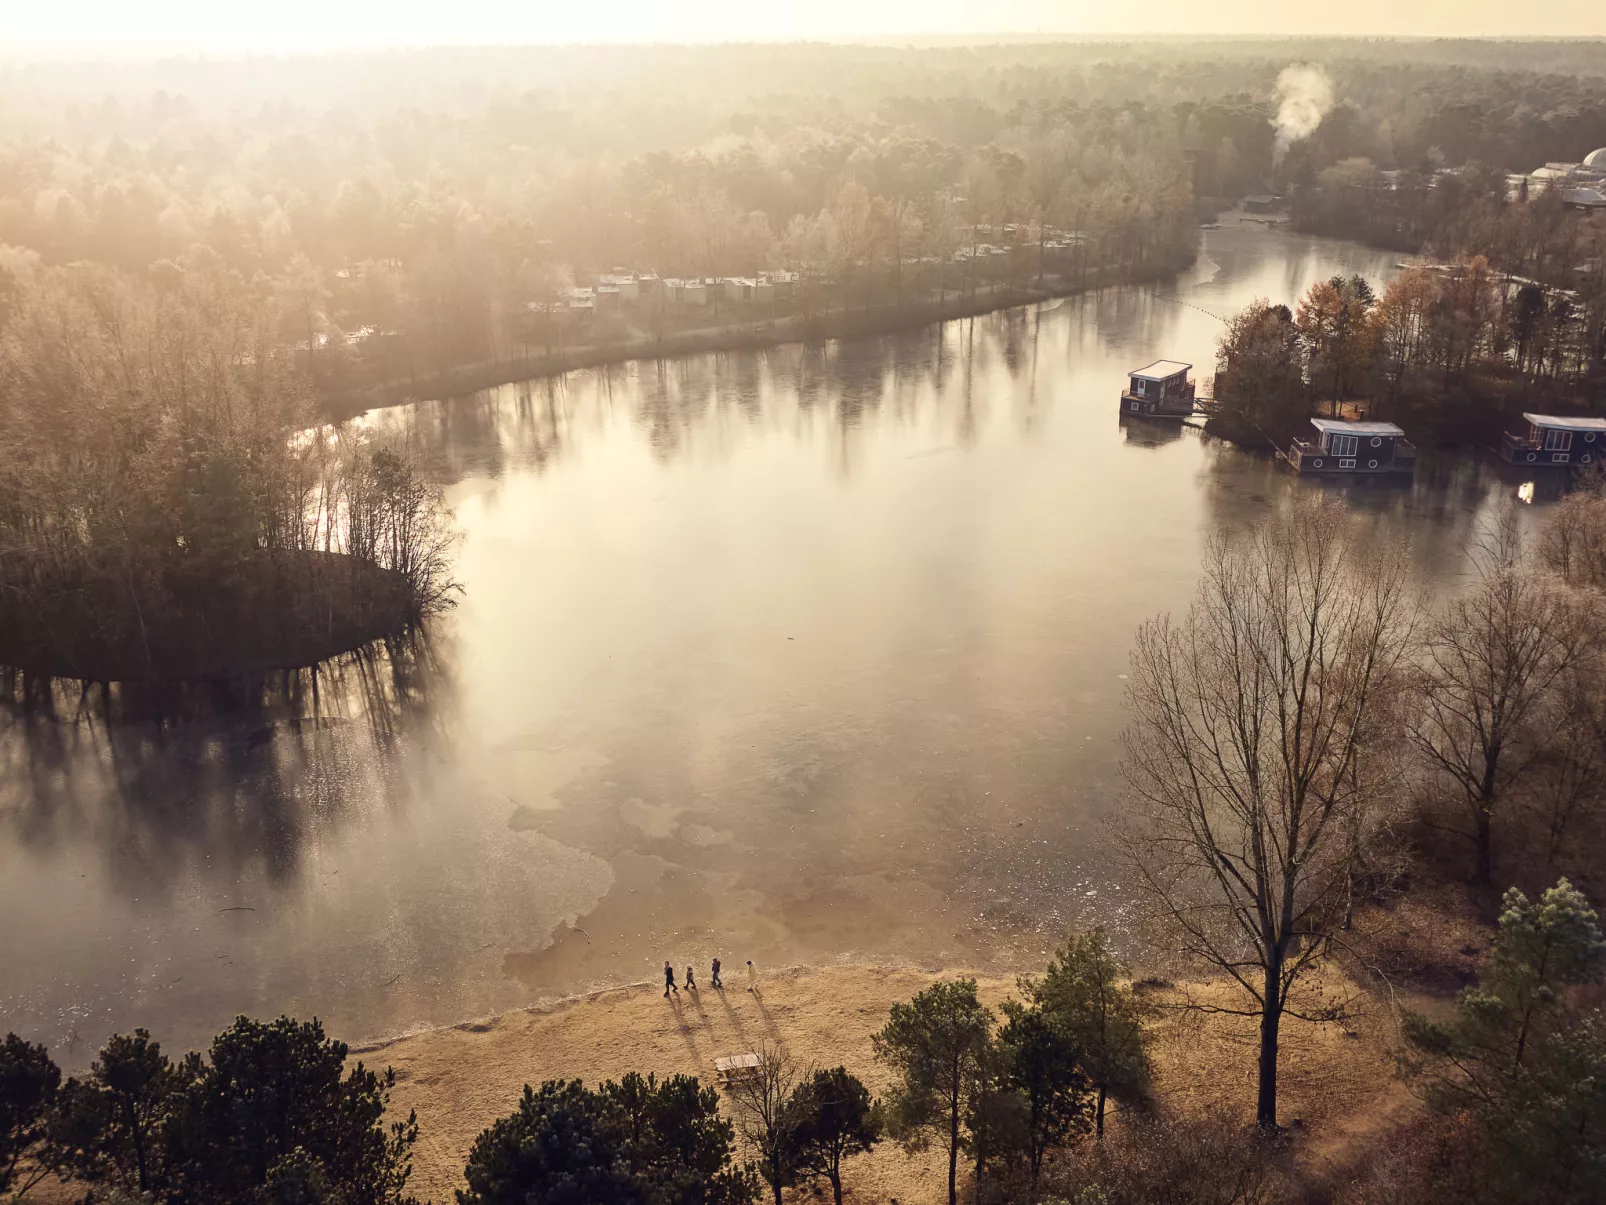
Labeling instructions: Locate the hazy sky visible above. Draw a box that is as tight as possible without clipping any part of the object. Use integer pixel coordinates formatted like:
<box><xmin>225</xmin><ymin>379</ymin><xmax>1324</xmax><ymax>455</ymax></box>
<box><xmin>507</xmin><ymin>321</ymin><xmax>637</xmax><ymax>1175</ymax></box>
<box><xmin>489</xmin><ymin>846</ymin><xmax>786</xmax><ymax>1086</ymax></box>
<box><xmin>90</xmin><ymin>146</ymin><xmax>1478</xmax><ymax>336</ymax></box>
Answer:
<box><xmin>2</xmin><ymin>0</ymin><xmax>1603</xmax><ymax>53</ymax></box>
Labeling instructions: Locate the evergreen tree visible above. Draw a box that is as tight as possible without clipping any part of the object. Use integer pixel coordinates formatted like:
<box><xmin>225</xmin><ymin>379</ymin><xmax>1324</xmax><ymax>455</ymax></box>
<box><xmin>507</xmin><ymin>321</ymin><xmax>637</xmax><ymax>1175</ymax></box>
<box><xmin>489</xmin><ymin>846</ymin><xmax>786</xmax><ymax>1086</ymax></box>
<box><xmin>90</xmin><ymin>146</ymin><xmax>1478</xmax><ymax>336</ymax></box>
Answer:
<box><xmin>0</xmin><ymin>1033</ymin><xmax>62</xmax><ymax>1200</ymax></box>
<box><xmin>458</xmin><ymin>1081</ymin><xmax>639</xmax><ymax>1205</ymax></box>
<box><xmin>53</xmin><ymin>1028</ymin><xmax>189</xmax><ymax>1196</ymax></box>
<box><xmin>1023</xmin><ymin>930</ymin><xmax>1150</xmax><ymax>1139</ymax></box>
<box><xmin>785</xmin><ymin>1068</ymin><xmax>880</xmax><ymax>1205</ymax></box>
<box><xmin>458</xmin><ymin>1075</ymin><xmax>753</xmax><ymax>1205</ymax></box>
<box><xmin>164</xmin><ymin>1016</ymin><xmax>419</xmax><ymax>1205</ymax></box>
<box><xmin>996</xmin><ymin>1002</ymin><xmax>1092</xmax><ymax>1195</ymax></box>
<box><xmin>1404</xmin><ymin>880</ymin><xmax>1606</xmax><ymax>1204</ymax></box>
<box><xmin>599</xmin><ymin>1072</ymin><xmax>753</xmax><ymax>1205</ymax></box>
<box><xmin>872</xmin><ymin>979</ymin><xmax>993</xmax><ymax>1205</ymax></box>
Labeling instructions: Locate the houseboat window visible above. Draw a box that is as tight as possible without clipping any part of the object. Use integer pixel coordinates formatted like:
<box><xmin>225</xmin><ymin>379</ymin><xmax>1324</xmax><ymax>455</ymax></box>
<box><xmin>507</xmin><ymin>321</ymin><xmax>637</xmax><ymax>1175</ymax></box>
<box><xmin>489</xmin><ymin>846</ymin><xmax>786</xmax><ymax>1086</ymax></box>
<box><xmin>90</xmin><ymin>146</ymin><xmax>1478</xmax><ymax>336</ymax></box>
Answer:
<box><xmin>1543</xmin><ymin>429</ymin><xmax>1573</xmax><ymax>452</ymax></box>
<box><xmin>1370</xmin><ymin>436</ymin><xmax>1383</xmax><ymax>447</ymax></box>
<box><xmin>1329</xmin><ymin>434</ymin><xmax>1359</xmax><ymax>457</ymax></box>
<box><xmin>1134</xmin><ymin>379</ymin><xmax>1146</xmax><ymax>395</ymax></box>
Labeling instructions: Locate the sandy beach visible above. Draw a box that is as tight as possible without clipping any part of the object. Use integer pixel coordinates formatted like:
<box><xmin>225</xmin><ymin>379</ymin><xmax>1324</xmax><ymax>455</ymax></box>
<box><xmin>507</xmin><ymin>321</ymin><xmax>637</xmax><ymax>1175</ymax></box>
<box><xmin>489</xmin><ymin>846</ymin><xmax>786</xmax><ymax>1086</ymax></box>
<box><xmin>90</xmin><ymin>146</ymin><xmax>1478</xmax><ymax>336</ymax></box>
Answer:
<box><xmin>359</xmin><ymin>961</ymin><xmax>1408</xmax><ymax>1204</ymax></box>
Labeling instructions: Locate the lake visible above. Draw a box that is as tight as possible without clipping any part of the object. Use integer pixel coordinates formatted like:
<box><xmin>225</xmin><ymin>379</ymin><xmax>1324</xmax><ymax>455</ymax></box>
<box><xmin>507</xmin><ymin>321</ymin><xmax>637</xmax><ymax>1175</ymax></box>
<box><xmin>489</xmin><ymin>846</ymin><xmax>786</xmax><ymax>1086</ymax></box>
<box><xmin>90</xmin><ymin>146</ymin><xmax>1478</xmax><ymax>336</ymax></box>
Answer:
<box><xmin>0</xmin><ymin>225</ymin><xmax>1533</xmax><ymax>1062</ymax></box>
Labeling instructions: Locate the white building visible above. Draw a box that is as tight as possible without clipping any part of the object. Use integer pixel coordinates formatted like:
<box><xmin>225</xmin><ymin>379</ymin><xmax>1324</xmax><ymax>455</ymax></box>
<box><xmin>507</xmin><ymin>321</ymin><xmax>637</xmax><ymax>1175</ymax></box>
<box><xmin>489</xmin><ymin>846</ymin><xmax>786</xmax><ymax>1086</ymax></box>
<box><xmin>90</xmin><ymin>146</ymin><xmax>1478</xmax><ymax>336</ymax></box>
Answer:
<box><xmin>599</xmin><ymin>274</ymin><xmax>641</xmax><ymax>302</ymax></box>
<box><xmin>1562</xmin><ymin>186</ymin><xmax>1606</xmax><ymax>212</ymax></box>
<box><xmin>1526</xmin><ymin>149</ymin><xmax>1606</xmax><ymax>195</ymax></box>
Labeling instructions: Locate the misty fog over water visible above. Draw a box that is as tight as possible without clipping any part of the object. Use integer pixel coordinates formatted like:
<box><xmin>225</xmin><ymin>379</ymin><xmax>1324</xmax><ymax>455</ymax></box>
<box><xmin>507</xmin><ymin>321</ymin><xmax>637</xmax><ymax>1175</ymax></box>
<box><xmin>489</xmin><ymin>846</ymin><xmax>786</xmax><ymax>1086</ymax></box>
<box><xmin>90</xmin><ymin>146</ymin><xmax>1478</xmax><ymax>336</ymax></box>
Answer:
<box><xmin>0</xmin><ymin>226</ymin><xmax>1529</xmax><ymax>1061</ymax></box>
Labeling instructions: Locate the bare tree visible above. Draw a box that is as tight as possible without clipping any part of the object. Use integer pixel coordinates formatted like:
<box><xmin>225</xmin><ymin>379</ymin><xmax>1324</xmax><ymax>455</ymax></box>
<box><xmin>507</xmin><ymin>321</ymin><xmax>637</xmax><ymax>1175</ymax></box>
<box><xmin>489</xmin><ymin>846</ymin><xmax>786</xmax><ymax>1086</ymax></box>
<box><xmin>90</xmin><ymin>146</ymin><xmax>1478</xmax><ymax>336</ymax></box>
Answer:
<box><xmin>724</xmin><ymin>1042</ymin><xmax>800</xmax><ymax>1205</ymax></box>
<box><xmin>1411</xmin><ymin>509</ymin><xmax>1580</xmax><ymax>884</ymax></box>
<box><xmin>1539</xmin><ymin>477</ymin><xmax>1606</xmax><ymax>592</ymax></box>
<box><xmin>1523</xmin><ymin>659</ymin><xmax>1606</xmax><ymax>869</ymax></box>
<box><xmin>1121</xmin><ymin>499</ymin><xmax>1416</xmax><ymax>1129</ymax></box>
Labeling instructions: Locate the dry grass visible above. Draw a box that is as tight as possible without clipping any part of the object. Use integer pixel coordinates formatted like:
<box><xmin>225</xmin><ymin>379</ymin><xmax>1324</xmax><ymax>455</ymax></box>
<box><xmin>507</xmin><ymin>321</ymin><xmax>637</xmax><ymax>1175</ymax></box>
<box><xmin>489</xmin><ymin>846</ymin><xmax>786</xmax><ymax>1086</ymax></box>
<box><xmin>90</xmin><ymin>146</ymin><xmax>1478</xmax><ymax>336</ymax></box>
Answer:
<box><xmin>361</xmin><ymin>961</ymin><xmax>1418</xmax><ymax>1204</ymax></box>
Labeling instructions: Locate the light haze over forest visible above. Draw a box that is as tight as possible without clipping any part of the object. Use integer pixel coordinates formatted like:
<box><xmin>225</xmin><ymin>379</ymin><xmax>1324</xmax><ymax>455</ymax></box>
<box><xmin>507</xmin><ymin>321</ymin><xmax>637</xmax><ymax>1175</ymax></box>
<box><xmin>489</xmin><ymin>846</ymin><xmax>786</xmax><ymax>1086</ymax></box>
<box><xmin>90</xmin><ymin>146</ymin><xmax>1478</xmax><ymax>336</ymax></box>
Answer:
<box><xmin>2</xmin><ymin>0</ymin><xmax>1603</xmax><ymax>53</ymax></box>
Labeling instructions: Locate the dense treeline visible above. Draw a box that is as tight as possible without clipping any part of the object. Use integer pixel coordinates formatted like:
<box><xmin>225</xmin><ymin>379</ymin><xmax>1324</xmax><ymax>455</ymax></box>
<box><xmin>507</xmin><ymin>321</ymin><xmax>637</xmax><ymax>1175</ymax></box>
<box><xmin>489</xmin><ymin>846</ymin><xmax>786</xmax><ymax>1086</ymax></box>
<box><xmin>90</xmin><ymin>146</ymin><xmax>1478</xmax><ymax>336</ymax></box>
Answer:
<box><xmin>5</xmin><ymin>39</ymin><xmax>1602</xmax><ymax>415</ymax></box>
<box><xmin>1292</xmin><ymin>160</ymin><xmax>1606</xmax><ymax>299</ymax></box>
<box><xmin>1211</xmin><ymin>236</ymin><xmax>1606</xmax><ymax>447</ymax></box>
<box><xmin>0</xmin><ymin>258</ymin><xmax>455</xmax><ymax>681</ymax></box>
<box><xmin>1282</xmin><ymin>66</ymin><xmax>1606</xmax><ymax>414</ymax></box>
<box><xmin>0</xmin><ymin>934</ymin><xmax>1145</xmax><ymax>1205</ymax></box>
<box><xmin>4</xmin><ymin>40</ymin><xmax>1604</xmax><ymax>416</ymax></box>
<box><xmin>1276</xmin><ymin>70</ymin><xmax>1606</xmax><ymax>187</ymax></box>
<box><xmin>5</xmin><ymin>894</ymin><xmax>1603</xmax><ymax>1204</ymax></box>
<box><xmin>1</xmin><ymin>1016</ymin><xmax>419</xmax><ymax>1204</ymax></box>
<box><xmin>0</xmin><ymin>43</ymin><xmax>1219</xmax><ymax>408</ymax></box>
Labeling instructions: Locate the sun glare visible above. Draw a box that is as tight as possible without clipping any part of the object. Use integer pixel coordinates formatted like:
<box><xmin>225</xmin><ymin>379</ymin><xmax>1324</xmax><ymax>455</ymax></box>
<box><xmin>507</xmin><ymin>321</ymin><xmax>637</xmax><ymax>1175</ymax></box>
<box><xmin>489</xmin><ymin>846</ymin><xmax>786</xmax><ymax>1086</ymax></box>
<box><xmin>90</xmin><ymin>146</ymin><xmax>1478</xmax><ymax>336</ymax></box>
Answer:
<box><xmin>3</xmin><ymin>1</ymin><xmax>1603</xmax><ymax>54</ymax></box>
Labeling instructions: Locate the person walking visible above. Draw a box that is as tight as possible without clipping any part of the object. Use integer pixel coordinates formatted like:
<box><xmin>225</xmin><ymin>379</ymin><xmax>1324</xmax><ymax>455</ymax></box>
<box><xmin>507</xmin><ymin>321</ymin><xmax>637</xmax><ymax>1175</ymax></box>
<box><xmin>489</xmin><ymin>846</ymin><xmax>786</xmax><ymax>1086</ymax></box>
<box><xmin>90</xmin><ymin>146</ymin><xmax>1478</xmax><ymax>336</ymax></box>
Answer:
<box><xmin>711</xmin><ymin>956</ymin><xmax>722</xmax><ymax>989</ymax></box>
<box><xmin>746</xmin><ymin>959</ymin><xmax>757</xmax><ymax>993</ymax></box>
<box><xmin>663</xmin><ymin>960</ymin><xmax>679</xmax><ymax>997</ymax></box>
<box><xmin>685</xmin><ymin>964</ymin><xmax>697</xmax><ymax>990</ymax></box>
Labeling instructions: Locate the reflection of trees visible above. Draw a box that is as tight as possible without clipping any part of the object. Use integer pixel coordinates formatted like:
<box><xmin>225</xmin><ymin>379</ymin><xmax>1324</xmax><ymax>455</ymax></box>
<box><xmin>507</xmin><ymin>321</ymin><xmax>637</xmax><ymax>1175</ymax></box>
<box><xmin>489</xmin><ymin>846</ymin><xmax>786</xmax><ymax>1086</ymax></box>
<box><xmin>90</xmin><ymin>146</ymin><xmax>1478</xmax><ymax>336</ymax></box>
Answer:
<box><xmin>356</xmin><ymin>308</ymin><xmax>1055</xmax><ymax>485</ymax></box>
<box><xmin>0</xmin><ymin>626</ymin><xmax>452</xmax><ymax>901</ymax></box>
<box><xmin>1194</xmin><ymin>436</ymin><xmax>1542</xmax><ymax>594</ymax></box>
<box><xmin>1119</xmin><ymin>416</ymin><xmax>1185</xmax><ymax>447</ymax></box>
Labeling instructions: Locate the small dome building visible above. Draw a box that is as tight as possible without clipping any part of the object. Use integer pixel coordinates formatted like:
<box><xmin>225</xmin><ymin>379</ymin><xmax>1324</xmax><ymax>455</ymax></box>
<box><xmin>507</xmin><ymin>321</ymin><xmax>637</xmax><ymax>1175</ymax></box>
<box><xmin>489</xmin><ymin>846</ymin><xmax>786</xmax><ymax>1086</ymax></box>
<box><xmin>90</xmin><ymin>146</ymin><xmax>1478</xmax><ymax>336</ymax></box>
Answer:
<box><xmin>1584</xmin><ymin>148</ymin><xmax>1606</xmax><ymax>171</ymax></box>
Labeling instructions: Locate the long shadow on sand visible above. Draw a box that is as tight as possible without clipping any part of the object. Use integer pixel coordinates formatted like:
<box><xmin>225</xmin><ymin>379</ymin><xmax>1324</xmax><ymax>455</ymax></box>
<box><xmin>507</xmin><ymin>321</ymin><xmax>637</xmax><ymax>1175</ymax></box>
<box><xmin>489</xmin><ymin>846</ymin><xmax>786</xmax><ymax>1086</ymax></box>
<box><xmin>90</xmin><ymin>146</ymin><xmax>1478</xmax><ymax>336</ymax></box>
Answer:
<box><xmin>665</xmin><ymin>991</ymin><xmax>702</xmax><ymax>1065</ymax></box>
<box><xmin>749</xmin><ymin>991</ymin><xmax>785</xmax><ymax>1045</ymax></box>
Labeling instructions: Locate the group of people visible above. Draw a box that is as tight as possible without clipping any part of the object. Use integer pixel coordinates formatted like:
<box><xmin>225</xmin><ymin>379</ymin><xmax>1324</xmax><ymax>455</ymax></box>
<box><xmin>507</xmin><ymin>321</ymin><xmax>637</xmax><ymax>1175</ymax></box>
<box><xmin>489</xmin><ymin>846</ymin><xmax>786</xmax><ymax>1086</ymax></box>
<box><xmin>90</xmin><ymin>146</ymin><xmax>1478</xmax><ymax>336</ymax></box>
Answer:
<box><xmin>664</xmin><ymin>956</ymin><xmax>756</xmax><ymax>997</ymax></box>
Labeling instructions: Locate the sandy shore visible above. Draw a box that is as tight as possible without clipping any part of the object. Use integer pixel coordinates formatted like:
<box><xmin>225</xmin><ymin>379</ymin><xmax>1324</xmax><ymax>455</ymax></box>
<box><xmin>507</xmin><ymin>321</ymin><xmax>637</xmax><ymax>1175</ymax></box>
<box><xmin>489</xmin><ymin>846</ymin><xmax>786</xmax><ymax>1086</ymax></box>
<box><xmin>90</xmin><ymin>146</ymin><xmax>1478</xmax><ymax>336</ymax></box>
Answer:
<box><xmin>359</xmin><ymin>962</ymin><xmax>1406</xmax><ymax>1204</ymax></box>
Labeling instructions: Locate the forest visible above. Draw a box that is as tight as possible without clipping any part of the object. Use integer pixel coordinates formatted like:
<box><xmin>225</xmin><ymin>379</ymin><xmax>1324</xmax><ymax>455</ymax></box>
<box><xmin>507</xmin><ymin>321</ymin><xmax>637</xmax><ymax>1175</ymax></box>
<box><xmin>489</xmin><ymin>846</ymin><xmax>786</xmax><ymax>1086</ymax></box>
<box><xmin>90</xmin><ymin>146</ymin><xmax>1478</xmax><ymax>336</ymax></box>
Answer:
<box><xmin>1286</xmin><ymin>169</ymin><xmax>1606</xmax><ymax>417</ymax></box>
<box><xmin>1210</xmin><ymin>244</ymin><xmax>1606</xmax><ymax>449</ymax></box>
<box><xmin>5</xmin><ymin>38</ymin><xmax>1605</xmax><ymax>421</ymax></box>
<box><xmin>9</xmin><ymin>34</ymin><xmax>1606</xmax><ymax>1205</ymax></box>
<box><xmin>3</xmin><ymin>38</ymin><xmax>1605</xmax><ymax>680</ymax></box>
<box><xmin>0</xmin><ymin>258</ymin><xmax>456</xmax><ymax>682</ymax></box>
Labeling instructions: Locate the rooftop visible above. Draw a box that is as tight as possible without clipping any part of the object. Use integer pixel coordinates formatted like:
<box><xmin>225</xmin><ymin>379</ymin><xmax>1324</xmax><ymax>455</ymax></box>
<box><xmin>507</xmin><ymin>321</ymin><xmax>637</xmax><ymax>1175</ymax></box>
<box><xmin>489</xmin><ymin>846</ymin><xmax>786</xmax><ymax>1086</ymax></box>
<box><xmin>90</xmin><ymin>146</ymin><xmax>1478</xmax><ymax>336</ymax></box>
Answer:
<box><xmin>1130</xmin><ymin>360</ymin><xmax>1192</xmax><ymax>380</ymax></box>
<box><xmin>1524</xmin><ymin>413</ymin><xmax>1606</xmax><ymax>432</ymax></box>
<box><xmin>1310</xmin><ymin>418</ymin><xmax>1405</xmax><ymax>437</ymax></box>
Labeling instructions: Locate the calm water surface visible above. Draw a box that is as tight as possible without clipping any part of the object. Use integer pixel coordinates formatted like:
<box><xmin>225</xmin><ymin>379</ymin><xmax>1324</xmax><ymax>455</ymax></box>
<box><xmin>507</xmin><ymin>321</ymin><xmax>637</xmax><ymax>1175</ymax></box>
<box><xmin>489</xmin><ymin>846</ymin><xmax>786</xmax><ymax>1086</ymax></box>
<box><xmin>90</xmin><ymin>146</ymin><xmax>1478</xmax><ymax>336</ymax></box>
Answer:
<box><xmin>1</xmin><ymin>227</ymin><xmax>1534</xmax><ymax>1061</ymax></box>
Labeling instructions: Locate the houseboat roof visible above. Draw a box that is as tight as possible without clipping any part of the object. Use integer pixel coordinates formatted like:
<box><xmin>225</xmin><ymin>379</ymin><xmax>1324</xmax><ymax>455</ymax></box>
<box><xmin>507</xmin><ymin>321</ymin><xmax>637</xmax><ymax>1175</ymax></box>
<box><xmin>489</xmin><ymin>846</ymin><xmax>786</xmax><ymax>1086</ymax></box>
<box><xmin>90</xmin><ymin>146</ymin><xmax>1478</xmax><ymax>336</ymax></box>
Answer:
<box><xmin>1310</xmin><ymin>418</ymin><xmax>1405</xmax><ymax>437</ymax></box>
<box><xmin>1522</xmin><ymin>413</ymin><xmax>1606</xmax><ymax>431</ymax></box>
<box><xmin>1130</xmin><ymin>360</ymin><xmax>1192</xmax><ymax>380</ymax></box>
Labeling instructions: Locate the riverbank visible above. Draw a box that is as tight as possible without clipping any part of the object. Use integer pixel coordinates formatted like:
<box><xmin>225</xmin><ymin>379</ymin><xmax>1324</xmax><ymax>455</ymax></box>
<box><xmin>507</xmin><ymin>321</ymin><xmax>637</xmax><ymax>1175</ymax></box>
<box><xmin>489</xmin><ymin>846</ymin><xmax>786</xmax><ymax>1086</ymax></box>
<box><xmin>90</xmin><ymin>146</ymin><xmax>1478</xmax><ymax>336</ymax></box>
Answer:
<box><xmin>328</xmin><ymin>260</ymin><xmax>1193</xmax><ymax>421</ymax></box>
<box><xmin>0</xmin><ymin>549</ymin><xmax>415</xmax><ymax>684</ymax></box>
<box><xmin>358</xmin><ymin>960</ymin><xmax>1415</xmax><ymax>1204</ymax></box>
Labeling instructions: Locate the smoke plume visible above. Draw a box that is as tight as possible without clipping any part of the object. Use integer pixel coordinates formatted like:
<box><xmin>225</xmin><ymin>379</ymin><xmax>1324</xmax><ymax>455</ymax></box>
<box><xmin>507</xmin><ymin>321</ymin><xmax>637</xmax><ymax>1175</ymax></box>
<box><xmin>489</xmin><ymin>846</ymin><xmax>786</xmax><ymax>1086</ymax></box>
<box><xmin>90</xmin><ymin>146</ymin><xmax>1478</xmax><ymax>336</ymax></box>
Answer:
<box><xmin>1271</xmin><ymin>64</ymin><xmax>1335</xmax><ymax>162</ymax></box>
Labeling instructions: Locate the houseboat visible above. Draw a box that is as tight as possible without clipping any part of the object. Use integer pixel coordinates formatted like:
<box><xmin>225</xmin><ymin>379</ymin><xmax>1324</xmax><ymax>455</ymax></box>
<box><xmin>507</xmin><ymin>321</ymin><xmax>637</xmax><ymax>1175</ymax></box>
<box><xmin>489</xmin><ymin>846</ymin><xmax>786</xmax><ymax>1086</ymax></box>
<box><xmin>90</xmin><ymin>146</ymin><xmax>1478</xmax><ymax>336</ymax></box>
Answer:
<box><xmin>1498</xmin><ymin>413</ymin><xmax>1606</xmax><ymax>467</ymax></box>
<box><xmin>1120</xmin><ymin>360</ymin><xmax>1196</xmax><ymax>418</ymax></box>
<box><xmin>1286</xmin><ymin>418</ymin><xmax>1417</xmax><ymax>477</ymax></box>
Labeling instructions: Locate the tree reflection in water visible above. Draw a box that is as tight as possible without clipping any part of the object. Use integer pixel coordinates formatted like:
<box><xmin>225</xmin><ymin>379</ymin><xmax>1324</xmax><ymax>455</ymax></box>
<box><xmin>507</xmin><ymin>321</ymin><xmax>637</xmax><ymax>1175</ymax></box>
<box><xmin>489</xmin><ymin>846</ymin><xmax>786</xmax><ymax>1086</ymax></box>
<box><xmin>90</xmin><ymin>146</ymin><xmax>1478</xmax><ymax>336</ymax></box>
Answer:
<box><xmin>0</xmin><ymin>627</ymin><xmax>451</xmax><ymax>897</ymax></box>
<box><xmin>3</xmin><ymin>227</ymin><xmax>1552</xmax><ymax>1070</ymax></box>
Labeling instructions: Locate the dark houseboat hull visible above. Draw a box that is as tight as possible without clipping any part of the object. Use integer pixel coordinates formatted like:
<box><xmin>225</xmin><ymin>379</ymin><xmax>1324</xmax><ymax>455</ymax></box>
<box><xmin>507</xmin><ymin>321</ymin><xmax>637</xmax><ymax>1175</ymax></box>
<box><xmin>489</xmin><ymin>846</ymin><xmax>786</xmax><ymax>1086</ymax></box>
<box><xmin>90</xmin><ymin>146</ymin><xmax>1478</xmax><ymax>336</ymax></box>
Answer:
<box><xmin>1120</xmin><ymin>392</ymin><xmax>1194</xmax><ymax>419</ymax></box>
